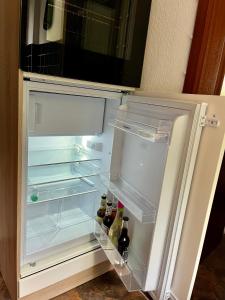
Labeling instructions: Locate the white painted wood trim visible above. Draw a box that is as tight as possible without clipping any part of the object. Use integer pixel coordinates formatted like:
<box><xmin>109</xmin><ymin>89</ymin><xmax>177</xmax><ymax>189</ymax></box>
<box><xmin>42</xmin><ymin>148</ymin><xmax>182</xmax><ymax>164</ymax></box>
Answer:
<box><xmin>19</xmin><ymin>248</ymin><xmax>107</xmax><ymax>298</ymax></box>
<box><xmin>19</xmin><ymin>261</ymin><xmax>112</xmax><ymax>300</ymax></box>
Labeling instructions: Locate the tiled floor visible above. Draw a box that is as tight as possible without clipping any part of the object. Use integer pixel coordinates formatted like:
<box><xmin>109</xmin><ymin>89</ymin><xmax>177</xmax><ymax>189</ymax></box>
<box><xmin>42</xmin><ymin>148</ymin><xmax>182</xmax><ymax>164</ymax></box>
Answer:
<box><xmin>53</xmin><ymin>271</ymin><xmax>147</xmax><ymax>300</ymax></box>
<box><xmin>0</xmin><ymin>270</ymin><xmax>147</xmax><ymax>300</ymax></box>
<box><xmin>191</xmin><ymin>236</ymin><xmax>225</xmax><ymax>300</ymax></box>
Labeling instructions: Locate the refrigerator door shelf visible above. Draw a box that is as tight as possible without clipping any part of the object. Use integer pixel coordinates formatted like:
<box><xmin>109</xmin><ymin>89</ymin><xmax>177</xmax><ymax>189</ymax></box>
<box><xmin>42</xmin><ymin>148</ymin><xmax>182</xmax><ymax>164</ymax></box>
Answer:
<box><xmin>28</xmin><ymin>147</ymin><xmax>101</xmax><ymax>167</ymax></box>
<box><xmin>28</xmin><ymin>160</ymin><xmax>101</xmax><ymax>186</ymax></box>
<box><xmin>94</xmin><ymin>221</ymin><xmax>144</xmax><ymax>291</ymax></box>
<box><xmin>109</xmin><ymin>104</ymin><xmax>174</xmax><ymax>143</ymax></box>
<box><xmin>101</xmin><ymin>176</ymin><xmax>156</xmax><ymax>224</ymax></box>
<box><xmin>27</xmin><ymin>176</ymin><xmax>98</xmax><ymax>205</ymax></box>
<box><xmin>110</xmin><ymin>119</ymin><xmax>169</xmax><ymax>143</ymax></box>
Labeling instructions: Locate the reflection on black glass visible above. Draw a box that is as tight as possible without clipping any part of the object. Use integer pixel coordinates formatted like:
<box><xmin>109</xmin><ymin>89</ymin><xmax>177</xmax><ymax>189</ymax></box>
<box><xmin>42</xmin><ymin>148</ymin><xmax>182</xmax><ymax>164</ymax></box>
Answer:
<box><xmin>44</xmin><ymin>0</ymin><xmax>55</xmax><ymax>30</ymax></box>
<box><xmin>20</xmin><ymin>0</ymin><xmax>151</xmax><ymax>87</ymax></box>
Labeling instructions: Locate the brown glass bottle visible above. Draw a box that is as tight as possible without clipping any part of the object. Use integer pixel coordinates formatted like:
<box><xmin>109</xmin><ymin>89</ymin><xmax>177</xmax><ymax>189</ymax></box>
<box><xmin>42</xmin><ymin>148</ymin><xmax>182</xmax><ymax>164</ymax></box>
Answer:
<box><xmin>102</xmin><ymin>201</ymin><xmax>113</xmax><ymax>235</ymax></box>
<box><xmin>96</xmin><ymin>194</ymin><xmax>107</xmax><ymax>225</ymax></box>
<box><xmin>118</xmin><ymin>216</ymin><xmax>130</xmax><ymax>262</ymax></box>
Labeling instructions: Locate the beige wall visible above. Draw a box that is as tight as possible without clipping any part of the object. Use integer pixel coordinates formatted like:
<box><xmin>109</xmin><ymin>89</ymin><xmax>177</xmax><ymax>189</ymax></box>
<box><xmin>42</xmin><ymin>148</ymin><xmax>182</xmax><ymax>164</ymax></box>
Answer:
<box><xmin>140</xmin><ymin>0</ymin><xmax>198</xmax><ymax>93</ymax></box>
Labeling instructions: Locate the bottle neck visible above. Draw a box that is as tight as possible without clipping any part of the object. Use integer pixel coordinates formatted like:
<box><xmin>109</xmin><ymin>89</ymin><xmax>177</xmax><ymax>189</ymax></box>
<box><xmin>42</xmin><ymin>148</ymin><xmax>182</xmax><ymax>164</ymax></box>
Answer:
<box><xmin>116</xmin><ymin>209</ymin><xmax>124</xmax><ymax>219</ymax></box>
<box><xmin>100</xmin><ymin>199</ymin><xmax>106</xmax><ymax>209</ymax></box>
<box><xmin>122</xmin><ymin>220</ymin><xmax>128</xmax><ymax>232</ymax></box>
<box><xmin>105</xmin><ymin>204</ymin><xmax>112</xmax><ymax>216</ymax></box>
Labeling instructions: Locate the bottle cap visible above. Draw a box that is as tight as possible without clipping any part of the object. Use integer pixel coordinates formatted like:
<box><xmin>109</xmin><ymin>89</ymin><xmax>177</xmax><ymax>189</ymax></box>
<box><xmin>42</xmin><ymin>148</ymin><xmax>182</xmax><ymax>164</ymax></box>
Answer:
<box><xmin>118</xmin><ymin>201</ymin><xmax>124</xmax><ymax>209</ymax></box>
<box><xmin>107</xmin><ymin>202</ymin><xmax>112</xmax><ymax>206</ymax></box>
<box><xmin>101</xmin><ymin>194</ymin><xmax>107</xmax><ymax>199</ymax></box>
<box><xmin>123</xmin><ymin>216</ymin><xmax>129</xmax><ymax>221</ymax></box>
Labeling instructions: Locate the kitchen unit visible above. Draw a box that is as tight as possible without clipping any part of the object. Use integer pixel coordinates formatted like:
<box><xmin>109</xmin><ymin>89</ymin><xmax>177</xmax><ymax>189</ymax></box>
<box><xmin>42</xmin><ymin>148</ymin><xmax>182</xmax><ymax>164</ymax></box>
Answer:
<box><xmin>8</xmin><ymin>73</ymin><xmax>225</xmax><ymax>300</ymax></box>
<box><xmin>1</xmin><ymin>2</ymin><xmax>225</xmax><ymax>300</ymax></box>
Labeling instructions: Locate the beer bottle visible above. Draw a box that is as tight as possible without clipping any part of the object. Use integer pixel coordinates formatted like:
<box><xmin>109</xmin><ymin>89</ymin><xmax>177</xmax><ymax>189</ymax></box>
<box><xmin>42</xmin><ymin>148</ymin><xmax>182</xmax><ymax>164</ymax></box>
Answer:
<box><xmin>118</xmin><ymin>216</ymin><xmax>130</xmax><ymax>262</ymax></box>
<box><xmin>102</xmin><ymin>201</ymin><xmax>113</xmax><ymax>234</ymax></box>
<box><xmin>96</xmin><ymin>194</ymin><xmax>107</xmax><ymax>225</ymax></box>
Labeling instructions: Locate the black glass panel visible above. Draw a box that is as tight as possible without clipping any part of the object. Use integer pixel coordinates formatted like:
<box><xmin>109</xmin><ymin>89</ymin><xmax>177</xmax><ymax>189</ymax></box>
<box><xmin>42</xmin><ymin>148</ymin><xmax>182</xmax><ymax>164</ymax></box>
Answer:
<box><xmin>20</xmin><ymin>0</ymin><xmax>151</xmax><ymax>87</ymax></box>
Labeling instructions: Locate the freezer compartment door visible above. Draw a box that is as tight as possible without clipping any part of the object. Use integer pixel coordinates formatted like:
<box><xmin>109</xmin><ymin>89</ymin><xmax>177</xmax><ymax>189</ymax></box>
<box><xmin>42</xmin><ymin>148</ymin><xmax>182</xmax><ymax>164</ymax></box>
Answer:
<box><xmin>28</xmin><ymin>92</ymin><xmax>105</xmax><ymax>136</ymax></box>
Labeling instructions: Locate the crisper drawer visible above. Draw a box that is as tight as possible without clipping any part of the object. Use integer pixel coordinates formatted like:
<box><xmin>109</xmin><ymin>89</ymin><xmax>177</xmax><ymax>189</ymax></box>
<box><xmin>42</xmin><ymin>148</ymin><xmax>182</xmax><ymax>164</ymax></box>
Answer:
<box><xmin>23</xmin><ymin>192</ymin><xmax>98</xmax><ymax>264</ymax></box>
<box><xmin>29</xmin><ymin>92</ymin><xmax>105</xmax><ymax>136</ymax></box>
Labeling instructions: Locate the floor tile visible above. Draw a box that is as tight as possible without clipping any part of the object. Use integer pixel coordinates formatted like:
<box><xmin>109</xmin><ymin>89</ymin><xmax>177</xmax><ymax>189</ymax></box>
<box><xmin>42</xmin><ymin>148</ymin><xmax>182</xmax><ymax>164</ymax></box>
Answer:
<box><xmin>191</xmin><ymin>236</ymin><xmax>225</xmax><ymax>300</ymax></box>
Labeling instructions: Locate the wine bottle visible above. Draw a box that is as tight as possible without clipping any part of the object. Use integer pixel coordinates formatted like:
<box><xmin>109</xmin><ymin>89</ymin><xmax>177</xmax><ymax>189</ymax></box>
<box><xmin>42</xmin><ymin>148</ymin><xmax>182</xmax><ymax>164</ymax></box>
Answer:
<box><xmin>118</xmin><ymin>216</ymin><xmax>130</xmax><ymax>262</ymax></box>
<box><xmin>108</xmin><ymin>201</ymin><xmax>124</xmax><ymax>246</ymax></box>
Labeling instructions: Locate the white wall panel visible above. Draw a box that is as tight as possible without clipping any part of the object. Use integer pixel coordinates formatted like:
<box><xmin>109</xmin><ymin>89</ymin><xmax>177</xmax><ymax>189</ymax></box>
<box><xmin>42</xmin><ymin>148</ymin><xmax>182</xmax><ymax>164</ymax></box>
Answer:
<box><xmin>140</xmin><ymin>0</ymin><xmax>198</xmax><ymax>93</ymax></box>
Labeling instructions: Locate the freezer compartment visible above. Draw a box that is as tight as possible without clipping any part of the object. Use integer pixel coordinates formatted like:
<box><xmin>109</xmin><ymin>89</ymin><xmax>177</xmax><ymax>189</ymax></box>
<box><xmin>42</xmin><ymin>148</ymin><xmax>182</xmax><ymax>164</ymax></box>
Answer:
<box><xmin>28</xmin><ymin>160</ymin><xmax>101</xmax><ymax>186</ymax></box>
<box><xmin>94</xmin><ymin>221</ymin><xmax>146</xmax><ymax>291</ymax></box>
<box><xmin>23</xmin><ymin>192</ymin><xmax>98</xmax><ymax>264</ymax></box>
<box><xmin>29</xmin><ymin>92</ymin><xmax>105</xmax><ymax>136</ymax></box>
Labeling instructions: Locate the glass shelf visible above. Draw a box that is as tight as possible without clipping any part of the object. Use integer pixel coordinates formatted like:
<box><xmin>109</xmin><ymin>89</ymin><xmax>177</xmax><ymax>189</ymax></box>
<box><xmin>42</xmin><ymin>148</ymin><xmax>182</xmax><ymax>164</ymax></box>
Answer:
<box><xmin>94</xmin><ymin>221</ymin><xmax>141</xmax><ymax>291</ymax></box>
<box><xmin>28</xmin><ymin>161</ymin><xmax>100</xmax><ymax>186</ymax></box>
<box><xmin>28</xmin><ymin>147</ymin><xmax>101</xmax><ymax>167</ymax></box>
<box><xmin>101</xmin><ymin>177</ymin><xmax>156</xmax><ymax>224</ymax></box>
<box><xmin>27</xmin><ymin>177</ymin><xmax>98</xmax><ymax>205</ymax></box>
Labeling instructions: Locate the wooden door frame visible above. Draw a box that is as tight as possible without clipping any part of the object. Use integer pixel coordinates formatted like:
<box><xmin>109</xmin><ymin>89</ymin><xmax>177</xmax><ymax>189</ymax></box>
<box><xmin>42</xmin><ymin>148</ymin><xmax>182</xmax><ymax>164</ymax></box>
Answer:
<box><xmin>183</xmin><ymin>0</ymin><xmax>225</xmax><ymax>95</ymax></box>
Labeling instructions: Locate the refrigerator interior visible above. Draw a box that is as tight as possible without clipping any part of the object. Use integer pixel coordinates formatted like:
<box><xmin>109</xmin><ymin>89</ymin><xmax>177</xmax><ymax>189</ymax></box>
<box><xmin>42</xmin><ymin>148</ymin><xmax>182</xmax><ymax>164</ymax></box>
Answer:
<box><xmin>21</xmin><ymin>94</ymin><xmax>120</xmax><ymax>274</ymax></box>
<box><xmin>21</xmin><ymin>87</ymin><xmax>194</xmax><ymax>293</ymax></box>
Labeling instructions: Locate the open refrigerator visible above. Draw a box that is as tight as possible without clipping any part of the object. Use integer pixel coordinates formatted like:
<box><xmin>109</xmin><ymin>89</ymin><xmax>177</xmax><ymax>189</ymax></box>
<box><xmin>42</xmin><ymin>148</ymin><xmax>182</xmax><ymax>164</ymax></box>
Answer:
<box><xmin>20</xmin><ymin>79</ymin><xmax>209</xmax><ymax>298</ymax></box>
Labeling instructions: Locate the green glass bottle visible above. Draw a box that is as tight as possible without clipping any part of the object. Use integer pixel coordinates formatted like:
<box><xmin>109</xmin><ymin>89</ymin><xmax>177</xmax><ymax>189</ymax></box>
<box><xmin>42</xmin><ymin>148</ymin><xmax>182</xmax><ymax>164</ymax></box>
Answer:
<box><xmin>108</xmin><ymin>201</ymin><xmax>124</xmax><ymax>246</ymax></box>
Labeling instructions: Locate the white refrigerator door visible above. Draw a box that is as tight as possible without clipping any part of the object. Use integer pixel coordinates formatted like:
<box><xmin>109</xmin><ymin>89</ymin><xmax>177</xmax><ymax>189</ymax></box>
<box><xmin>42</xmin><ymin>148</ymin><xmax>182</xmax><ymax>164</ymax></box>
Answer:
<box><xmin>159</xmin><ymin>93</ymin><xmax>225</xmax><ymax>300</ymax></box>
<box><xmin>98</xmin><ymin>92</ymin><xmax>225</xmax><ymax>300</ymax></box>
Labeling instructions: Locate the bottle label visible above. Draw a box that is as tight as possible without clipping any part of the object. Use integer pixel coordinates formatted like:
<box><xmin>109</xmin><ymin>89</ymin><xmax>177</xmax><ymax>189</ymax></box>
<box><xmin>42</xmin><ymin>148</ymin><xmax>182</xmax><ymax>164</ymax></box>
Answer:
<box><xmin>122</xmin><ymin>249</ymin><xmax>128</xmax><ymax>262</ymax></box>
<box><xmin>105</xmin><ymin>206</ymin><xmax>112</xmax><ymax>216</ymax></box>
